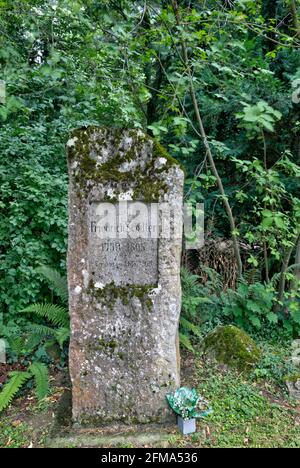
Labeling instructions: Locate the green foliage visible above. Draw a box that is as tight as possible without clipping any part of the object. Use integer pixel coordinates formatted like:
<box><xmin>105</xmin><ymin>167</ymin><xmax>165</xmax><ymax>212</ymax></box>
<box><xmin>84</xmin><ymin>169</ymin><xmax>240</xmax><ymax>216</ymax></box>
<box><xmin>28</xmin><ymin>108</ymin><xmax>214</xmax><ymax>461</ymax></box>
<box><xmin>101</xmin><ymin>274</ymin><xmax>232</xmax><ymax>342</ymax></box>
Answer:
<box><xmin>194</xmin><ymin>358</ymin><xmax>300</xmax><ymax>448</ymax></box>
<box><xmin>0</xmin><ymin>154</ymin><xmax>68</xmax><ymax>320</ymax></box>
<box><xmin>28</xmin><ymin>362</ymin><xmax>49</xmax><ymax>401</ymax></box>
<box><xmin>180</xmin><ymin>267</ymin><xmax>213</xmax><ymax>351</ymax></box>
<box><xmin>221</xmin><ymin>282</ymin><xmax>276</xmax><ymax>331</ymax></box>
<box><xmin>35</xmin><ymin>266</ymin><xmax>68</xmax><ymax>304</ymax></box>
<box><xmin>21</xmin><ymin>266</ymin><xmax>69</xmax><ymax>352</ymax></box>
<box><xmin>0</xmin><ymin>362</ymin><xmax>49</xmax><ymax>413</ymax></box>
<box><xmin>0</xmin><ymin>371</ymin><xmax>31</xmax><ymax>413</ymax></box>
<box><xmin>236</xmin><ymin>100</ymin><xmax>282</xmax><ymax>136</ymax></box>
<box><xmin>0</xmin><ymin>265</ymin><xmax>68</xmax><ymax>413</ymax></box>
<box><xmin>231</xmin><ymin>156</ymin><xmax>300</xmax><ymax>278</ymax></box>
<box><xmin>0</xmin><ymin>418</ymin><xmax>29</xmax><ymax>448</ymax></box>
<box><xmin>0</xmin><ymin>0</ymin><xmax>146</xmax><ymax>328</ymax></box>
<box><xmin>219</xmin><ymin>280</ymin><xmax>300</xmax><ymax>335</ymax></box>
<box><xmin>252</xmin><ymin>343</ymin><xmax>298</xmax><ymax>387</ymax></box>
<box><xmin>180</xmin><ymin>266</ymin><xmax>299</xmax><ymax>342</ymax></box>
<box><xmin>23</xmin><ymin>303</ymin><xmax>69</xmax><ymax>329</ymax></box>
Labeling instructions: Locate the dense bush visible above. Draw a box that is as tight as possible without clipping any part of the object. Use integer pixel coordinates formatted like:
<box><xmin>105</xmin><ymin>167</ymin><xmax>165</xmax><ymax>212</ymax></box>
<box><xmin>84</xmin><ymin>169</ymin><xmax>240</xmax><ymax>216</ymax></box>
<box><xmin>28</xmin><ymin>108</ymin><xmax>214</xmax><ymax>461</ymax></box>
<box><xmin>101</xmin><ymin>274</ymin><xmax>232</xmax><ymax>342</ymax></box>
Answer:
<box><xmin>0</xmin><ymin>141</ymin><xmax>67</xmax><ymax>319</ymax></box>
<box><xmin>0</xmin><ymin>0</ymin><xmax>146</xmax><ymax>328</ymax></box>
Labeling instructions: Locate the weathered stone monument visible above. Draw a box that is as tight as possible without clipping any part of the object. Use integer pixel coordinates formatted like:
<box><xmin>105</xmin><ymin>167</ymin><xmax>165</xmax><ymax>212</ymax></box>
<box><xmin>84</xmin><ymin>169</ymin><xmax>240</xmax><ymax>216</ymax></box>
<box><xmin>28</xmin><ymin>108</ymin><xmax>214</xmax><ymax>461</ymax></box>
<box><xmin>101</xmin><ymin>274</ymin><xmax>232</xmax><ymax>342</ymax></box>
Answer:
<box><xmin>67</xmin><ymin>127</ymin><xmax>184</xmax><ymax>425</ymax></box>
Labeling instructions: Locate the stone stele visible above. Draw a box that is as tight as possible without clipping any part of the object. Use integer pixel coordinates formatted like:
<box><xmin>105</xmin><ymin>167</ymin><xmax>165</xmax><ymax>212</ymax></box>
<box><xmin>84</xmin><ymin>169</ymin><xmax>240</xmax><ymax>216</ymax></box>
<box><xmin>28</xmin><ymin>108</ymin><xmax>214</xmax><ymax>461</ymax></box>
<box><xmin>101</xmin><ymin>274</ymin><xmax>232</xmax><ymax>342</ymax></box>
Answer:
<box><xmin>67</xmin><ymin>127</ymin><xmax>184</xmax><ymax>425</ymax></box>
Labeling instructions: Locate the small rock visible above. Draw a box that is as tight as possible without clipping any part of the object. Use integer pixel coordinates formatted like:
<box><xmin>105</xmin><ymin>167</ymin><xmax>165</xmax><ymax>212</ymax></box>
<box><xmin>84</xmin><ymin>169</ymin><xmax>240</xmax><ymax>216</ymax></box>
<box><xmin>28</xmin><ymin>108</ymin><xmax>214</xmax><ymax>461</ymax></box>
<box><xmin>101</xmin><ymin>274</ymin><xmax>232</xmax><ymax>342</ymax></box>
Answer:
<box><xmin>202</xmin><ymin>325</ymin><xmax>261</xmax><ymax>372</ymax></box>
<box><xmin>286</xmin><ymin>374</ymin><xmax>300</xmax><ymax>400</ymax></box>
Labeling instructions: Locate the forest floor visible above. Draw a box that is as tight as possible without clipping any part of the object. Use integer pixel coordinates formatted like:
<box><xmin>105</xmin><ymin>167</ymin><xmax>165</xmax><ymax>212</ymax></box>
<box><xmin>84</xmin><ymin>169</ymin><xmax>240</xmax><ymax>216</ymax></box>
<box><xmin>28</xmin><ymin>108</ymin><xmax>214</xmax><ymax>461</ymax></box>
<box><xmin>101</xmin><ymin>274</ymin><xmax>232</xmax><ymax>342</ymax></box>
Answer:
<box><xmin>0</xmin><ymin>349</ymin><xmax>299</xmax><ymax>448</ymax></box>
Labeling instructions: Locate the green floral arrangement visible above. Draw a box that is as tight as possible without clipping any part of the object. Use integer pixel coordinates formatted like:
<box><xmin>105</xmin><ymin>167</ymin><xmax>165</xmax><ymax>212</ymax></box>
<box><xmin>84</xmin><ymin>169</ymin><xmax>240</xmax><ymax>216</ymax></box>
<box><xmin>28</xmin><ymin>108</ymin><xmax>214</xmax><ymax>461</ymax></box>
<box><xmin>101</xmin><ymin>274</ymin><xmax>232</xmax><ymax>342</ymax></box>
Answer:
<box><xmin>166</xmin><ymin>387</ymin><xmax>212</xmax><ymax>420</ymax></box>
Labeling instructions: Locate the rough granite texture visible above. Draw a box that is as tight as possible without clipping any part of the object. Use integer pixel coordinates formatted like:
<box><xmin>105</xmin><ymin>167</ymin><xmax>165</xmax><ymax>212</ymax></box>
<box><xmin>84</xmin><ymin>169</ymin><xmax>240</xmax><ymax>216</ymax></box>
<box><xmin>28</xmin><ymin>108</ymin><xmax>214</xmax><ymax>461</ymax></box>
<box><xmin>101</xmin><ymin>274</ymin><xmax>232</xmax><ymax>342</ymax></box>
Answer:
<box><xmin>67</xmin><ymin>127</ymin><xmax>184</xmax><ymax>425</ymax></box>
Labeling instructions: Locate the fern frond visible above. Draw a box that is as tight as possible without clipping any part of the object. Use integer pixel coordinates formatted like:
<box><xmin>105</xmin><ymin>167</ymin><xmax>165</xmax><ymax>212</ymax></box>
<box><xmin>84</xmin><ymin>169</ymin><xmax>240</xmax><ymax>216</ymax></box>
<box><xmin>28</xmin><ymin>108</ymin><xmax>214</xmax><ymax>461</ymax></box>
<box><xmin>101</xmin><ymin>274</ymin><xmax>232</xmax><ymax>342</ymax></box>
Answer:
<box><xmin>201</xmin><ymin>265</ymin><xmax>222</xmax><ymax>292</ymax></box>
<box><xmin>7</xmin><ymin>337</ymin><xmax>25</xmax><ymax>356</ymax></box>
<box><xmin>24</xmin><ymin>332</ymin><xmax>43</xmax><ymax>353</ymax></box>
<box><xmin>180</xmin><ymin>317</ymin><xmax>202</xmax><ymax>337</ymax></box>
<box><xmin>28</xmin><ymin>362</ymin><xmax>49</xmax><ymax>401</ymax></box>
<box><xmin>181</xmin><ymin>267</ymin><xmax>200</xmax><ymax>292</ymax></box>
<box><xmin>36</xmin><ymin>265</ymin><xmax>68</xmax><ymax>304</ymax></box>
<box><xmin>270</xmin><ymin>264</ymin><xmax>300</xmax><ymax>287</ymax></box>
<box><xmin>243</xmin><ymin>268</ymin><xmax>261</xmax><ymax>285</ymax></box>
<box><xmin>27</xmin><ymin>323</ymin><xmax>57</xmax><ymax>338</ymax></box>
<box><xmin>54</xmin><ymin>327</ymin><xmax>70</xmax><ymax>348</ymax></box>
<box><xmin>179</xmin><ymin>332</ymin><xmax>194</xmax><ymax>352</ymax></box>
<box><xmin>0</xmin><ymin>371</ymin><xmax>31</xmax><ymax>413</ymax></box>
<box><xmin>22</xmin><ymin>303</ymin><xmax>69</xmax><ymax>328</ymax></box>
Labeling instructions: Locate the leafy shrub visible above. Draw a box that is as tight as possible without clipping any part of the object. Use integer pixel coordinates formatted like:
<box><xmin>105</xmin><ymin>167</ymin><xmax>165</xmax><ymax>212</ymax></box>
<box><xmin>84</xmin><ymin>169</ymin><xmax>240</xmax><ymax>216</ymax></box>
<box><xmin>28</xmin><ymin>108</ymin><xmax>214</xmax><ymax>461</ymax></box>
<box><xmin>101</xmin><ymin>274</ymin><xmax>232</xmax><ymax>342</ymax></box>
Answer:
<box><xmin>180</xmin><ymin>266</ymin><xmax>300</xmax><ymax>347</ymax></box>
<box><xmin>220</xmin><ymin>282</ymin><xmax>277</xmax><ymax>331</ymax></box>
<box><xmin>220</xmin><ymin>281</ymin><xmax>300</xmax><ymax>336</ymax></box>
<box><xmin>0</xmin><ymin>148</ymin><xmax>68</xmax><ymax>322</ymax></box>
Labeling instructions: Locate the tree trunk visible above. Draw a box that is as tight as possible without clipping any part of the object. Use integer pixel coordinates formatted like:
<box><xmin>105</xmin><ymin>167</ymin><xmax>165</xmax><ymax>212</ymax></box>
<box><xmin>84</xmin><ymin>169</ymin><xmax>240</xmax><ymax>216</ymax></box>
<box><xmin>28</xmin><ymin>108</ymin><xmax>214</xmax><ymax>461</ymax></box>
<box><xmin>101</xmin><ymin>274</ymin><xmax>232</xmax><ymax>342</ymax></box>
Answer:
<box><xmin>290</xmin><ymin>0</ymin><xmax>300</xmax><ymax>38</ymax></box>
<box><xmin>278</xmin><ymin>234</ymin><xmax>300</xmax><ymax>305</ymax></box>
<box><xmin>295</xmin><ymin>235</ymin><xmax>300</xmax><ymax>284</ymax></box>
<box><xmin>171</xmin><ymin>0</ymin><xmax>243</xmax><ymax>278</ymax></box>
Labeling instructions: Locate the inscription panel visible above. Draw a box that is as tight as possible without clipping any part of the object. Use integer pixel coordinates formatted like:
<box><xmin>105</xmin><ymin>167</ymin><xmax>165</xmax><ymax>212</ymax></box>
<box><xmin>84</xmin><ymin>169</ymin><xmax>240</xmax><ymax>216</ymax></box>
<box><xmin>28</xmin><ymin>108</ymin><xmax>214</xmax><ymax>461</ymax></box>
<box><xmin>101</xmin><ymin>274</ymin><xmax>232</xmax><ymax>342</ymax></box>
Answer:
<box><xmin>88</xmin><ymin>202</ymin><xmax>158</xmax><ymax>286</ymax></box>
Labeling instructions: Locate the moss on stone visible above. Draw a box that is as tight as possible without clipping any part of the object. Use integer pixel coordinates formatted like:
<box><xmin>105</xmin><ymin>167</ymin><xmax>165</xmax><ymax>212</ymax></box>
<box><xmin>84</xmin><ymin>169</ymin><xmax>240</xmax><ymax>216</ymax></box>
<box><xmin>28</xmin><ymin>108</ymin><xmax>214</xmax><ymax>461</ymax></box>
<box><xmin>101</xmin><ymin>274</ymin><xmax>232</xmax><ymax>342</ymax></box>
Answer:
<box><xmin>97</xmin><ymin>338</ymin><xmax>117</xmax><ymax>350</ymax></box>
<box><xmin>88</xmin><ymin>280</ymin><xmax>155</xmax><ymax>310</ymax></box>
<box><xmin>285</xmin><ymin>373</ymin><xmax>300</xmax><ymax>383</ymax></box>
<box><xmin>67</xmin><ymin>127</ymin><xmax>183</xmax><ymax>201</ymax></box>
<box><xmin>152</xmin><ymin>140</ymin><xmax>186</xmax><ymax>175</ymax></box>
<box><xmin>88</xmin><ymin>337</ymin><xmax>119</xmax><ymax>357</ymax></box>
<box><xmin>202</xmin><ymin>325</ymin><xmax>261</xmax><ymax>372</ymax></box>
